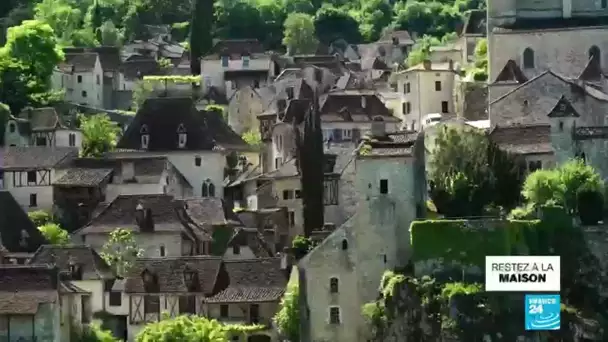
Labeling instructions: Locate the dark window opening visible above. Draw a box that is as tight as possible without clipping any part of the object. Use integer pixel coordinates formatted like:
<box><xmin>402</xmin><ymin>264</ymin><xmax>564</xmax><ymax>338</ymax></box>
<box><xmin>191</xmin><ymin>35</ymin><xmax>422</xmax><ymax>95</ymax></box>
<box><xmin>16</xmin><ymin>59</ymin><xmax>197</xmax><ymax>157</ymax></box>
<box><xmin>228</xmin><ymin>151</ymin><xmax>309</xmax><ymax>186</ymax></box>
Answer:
<box><xmin>109</xmin><ymin>292</ymin><xmax>122</xmax><ymax>306</ymax></box>
<box><xmin>435</xmin><ymin>81</ymin><xmax>442</xmax><ymax>91</ymax></box>
<box><xmin>160</xmin><ymin>245</ymin><xmax>165</xmax><ymax>257</ymax></box>
<box><xmin>559</xmin><ymin>121</ymin><xmax>564</xmax><ymax>131</ymax></box>
<box><xmin>81</xmin><ymin>295</ymin><xmax>92</xmax><ymax>323</ymax></box>
<box><xmin>523</xmin><ymin>48</ymin><xmax>535</xmax><ymax>69</ymax></box>
<box><xmin>341</xmin><ymin>239</ymin><xmax>348</xmax><ymax>250</ymax></box>
<box><xmin>329</xmin><ymin>278</ymin><xmax>339</xmax><ymax>293</ymax></box>
<box><xmin>29</xmin><ymin>194</ymin><xmax>37</xmax><ymax>207</ymax></box>
<box><xmin>82</xmin><ymin>90</ymin><xmax>87</xmax><ymax>98</ymax></box>
<box><xmin>8</xmin><ymin>123</ymin><xmax>15</xmax><ymax>133</ymax></box>
<box><xmin>208</xmin><ymin>183</ymin><xmax>215</xmax><ymax>197</ymax></box>
<box><xmin>195</xmin><ymin>157</ymin><xmax>201</xmax><ymax>166</ymax></box>
<box><xmin>441</xmin><ymin>101</ymin><xmax>449</xmax><ymax>113</ymax></box>
<box><xmin>249</xmin><ymin>304</ymin><xmax>260</xmax><ymax>324</ymax></box>
<box><xmin>220</xmin><ymin>304</ymin><xmax>229</xmax><ymax>318</ymax></box>
<box><xmin>77</xmin><ymin>75</ymin><xmax>83</xmax><ymax>83</ymax></box>
<box><xmin>380</xmin><ymin>179</ymin><xmax>388</xmax><ymax>194</ymax></box>
<box><xmin>36</xmin><ymin>136</ymin><xmax>47</xmax><ymax>146</ymax></box>
<box><xmin>528</xmin><ymin>160</ymin><xmax>542</xmax><ymax>172</ymax></box>
<box><xmin>330</xmin><ymin>307</ymin><xmax>341</xmax><ymax>324</ymax></box>
<box><xmin>295</xmin><ymin>190</ymin><xmax>301</xmax><ymax>198</ymax></box>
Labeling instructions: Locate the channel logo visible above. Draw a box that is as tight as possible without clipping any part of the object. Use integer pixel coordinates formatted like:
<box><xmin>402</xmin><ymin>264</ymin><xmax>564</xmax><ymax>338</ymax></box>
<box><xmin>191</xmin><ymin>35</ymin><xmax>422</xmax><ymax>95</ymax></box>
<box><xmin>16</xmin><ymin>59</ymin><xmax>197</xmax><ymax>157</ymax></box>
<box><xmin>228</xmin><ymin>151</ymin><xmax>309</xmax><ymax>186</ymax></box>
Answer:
<box><xmin>525</xmin><ymin>294</ymin><xmax>560</xmax><ymax>330</ymax></box>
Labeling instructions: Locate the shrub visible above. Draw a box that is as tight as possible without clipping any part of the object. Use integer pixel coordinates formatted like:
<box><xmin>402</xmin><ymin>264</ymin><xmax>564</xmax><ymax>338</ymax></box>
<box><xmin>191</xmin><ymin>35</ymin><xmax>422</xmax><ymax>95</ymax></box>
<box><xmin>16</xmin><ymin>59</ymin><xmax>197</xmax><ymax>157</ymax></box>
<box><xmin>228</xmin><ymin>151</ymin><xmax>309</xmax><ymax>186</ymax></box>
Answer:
<box><xmin>577</xmin><ymin>184</ymin><xmax>604</xmax><ymax>225</ymax></box>
<box><xmin>508</xmin><ymin>203</ymin><xmax>537</xmax><ymax>220</ymax></box>
<box><xmin>274</xmin><ymin>280</ymin><xmax>300</xmax><ymax>342</ymax></box>
<box><xmin>292</xmin><ymin>235</ymin><xmax>313</xmax><ymax>260</ymax></box>
<box><xmin>28</xmin><ymin>210</ymin><xmax>53</xmax><ymax>227</ymax></box>
<box><xmin>70</xmin><ymin>322</ymin><xmax>120</xmax><ymax>342</ymax></box>
<box><xmin>38</xmin><ymin>223</ymin><xmax>69</xmax><ymax>245</ymax></box>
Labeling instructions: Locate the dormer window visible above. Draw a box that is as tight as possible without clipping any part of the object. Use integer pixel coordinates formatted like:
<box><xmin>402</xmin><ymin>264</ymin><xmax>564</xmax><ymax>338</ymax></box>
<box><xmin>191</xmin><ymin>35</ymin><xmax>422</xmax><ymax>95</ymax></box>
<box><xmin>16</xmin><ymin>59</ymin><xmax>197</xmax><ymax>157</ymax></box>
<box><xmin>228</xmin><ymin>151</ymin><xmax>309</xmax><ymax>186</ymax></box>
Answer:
<box><xmin>242</xmin><ymin>55</ymin><xmax>250</xmax><ymax>68</ymax></box>
<box><xmin>177</xmin><ymin>123</ymin><xmax>187</xmax><ymax>148</ymax></box>
<box><xmin>221</xmin><ymin>55</ymin><xmax>229</xmax><ymax>67</ymax></box>
<box><xmin>140</xmin><ymin>124</ymin><xmax>149</xmax><ymax>149</ymax></box>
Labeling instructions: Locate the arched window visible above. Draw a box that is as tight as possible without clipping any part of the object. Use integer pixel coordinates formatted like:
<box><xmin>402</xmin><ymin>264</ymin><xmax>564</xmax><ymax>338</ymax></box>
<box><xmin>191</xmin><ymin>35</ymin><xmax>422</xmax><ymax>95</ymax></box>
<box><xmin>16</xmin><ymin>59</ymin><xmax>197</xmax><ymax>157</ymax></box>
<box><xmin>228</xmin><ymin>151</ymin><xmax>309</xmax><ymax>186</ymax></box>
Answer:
<box><xmin>523</xmin><ymin>48</ymin><xmax>535</xmax><ymax>69</ymax></box>
<box><xmin>202</xmin><ymin>180</ymin><xmax>215</xmax><ymax>197</ymax></box>
<box><xmin>159</xmin><ymin>245</ymin><xmax>165</xmax><ymax>257</ymax></box>
<box><xmin>208</xmin><ymin>183</ymin><xmax>215</xmax><ymax>197</ymax></box>
<box><xmin>202</xmin><ymin>183</ymin><xmax>208</xmax><ymax>197</ymax></box>
<box><xmin>589</xmin><ymin>45</ymin><xmax>601</xmax><ymax>65</ymax></box>
<box><xmin>329</xmin><ymin>277</ymin><xmax>339</xmax><ymax>293</ymax></box>
<box><xmin>341</xmin><ymin>239</ymin><xmax>348</xmax><ymax>250</ymax></box>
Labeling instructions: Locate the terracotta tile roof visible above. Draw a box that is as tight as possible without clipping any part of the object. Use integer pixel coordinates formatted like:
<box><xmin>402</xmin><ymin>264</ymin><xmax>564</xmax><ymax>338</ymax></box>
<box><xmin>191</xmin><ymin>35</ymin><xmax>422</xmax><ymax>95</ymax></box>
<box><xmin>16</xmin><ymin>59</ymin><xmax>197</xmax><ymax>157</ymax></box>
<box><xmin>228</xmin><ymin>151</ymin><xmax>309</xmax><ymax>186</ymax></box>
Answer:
<box><xmin>53</xmin><ymin>168</ymin><xmax>113</xmax><ymax>187</ymax></box>
<box><xmin>124</xmin><ymin>256</ymin><xmax>223</xmax><ymax>294</ymax></box>
<box><xmin>225</xmin><ymin>228</ymin><xmax>273</xmax><ymax>258</ymax></box>
<box><xmin>117</xmin><ymin>97</ymin><xmax>248</xmax><ymax>152</ymax></box>
<box><xmin>493</xmin><ymin>60</ymin><xmax>528</xmax><ymax>83</ymax></box>
<box><xmin>60</xmin><ymin>52</ymin><xmax>98</xmax><ymax>72</ymax></box>
<box><xmin>0</xmin><ymin>191</ymin><xmax>48</xmax><ymax>253</ymax></box>
<box><xmin>206</xmin><ymin>258</ymin><xmax>287</xmax><ymax>303</ymax></box>
<box><xmin>489</xmin><ymin>124</ymin><xmax>553</xmax><ymax>155</ymax></box>
<box><xmin>1</xmin><ymin>146</ymin><xmax>77</xmax><ymax>171</ymax></box>
<box><xmin>28</xmin><ymin>245</ymin><xmax>114</xmax><ymax>280</ymax></box>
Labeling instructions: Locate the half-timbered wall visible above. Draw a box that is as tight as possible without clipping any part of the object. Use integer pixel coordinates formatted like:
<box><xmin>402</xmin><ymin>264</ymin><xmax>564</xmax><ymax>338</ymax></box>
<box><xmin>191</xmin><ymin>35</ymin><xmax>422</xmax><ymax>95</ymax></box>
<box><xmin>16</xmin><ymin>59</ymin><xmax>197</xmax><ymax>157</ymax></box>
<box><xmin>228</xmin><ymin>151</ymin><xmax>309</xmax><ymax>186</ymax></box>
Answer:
<box><xmin>129</xmin><ymin>294</ymin><xmax>205</xmax><ymax>324</ymax></box>
<box><xmin>30</xmin><ymin>131</ymin><xmax>56</xmax><ymax>147</ymax></box>
<box><xmin>2</xmin><ymin>168</ymin><xmax>61</xmax><ymax>211</ymax></box>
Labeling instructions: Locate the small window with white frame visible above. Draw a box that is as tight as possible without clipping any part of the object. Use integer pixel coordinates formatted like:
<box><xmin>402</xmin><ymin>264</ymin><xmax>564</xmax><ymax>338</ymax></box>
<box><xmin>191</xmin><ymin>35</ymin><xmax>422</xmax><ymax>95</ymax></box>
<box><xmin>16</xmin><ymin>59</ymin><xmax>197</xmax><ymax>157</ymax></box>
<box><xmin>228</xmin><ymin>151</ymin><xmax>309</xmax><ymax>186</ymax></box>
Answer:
<box><xmin>342</xmin><ymin>129</ymin><xmax>352</xmax><ymax>139</ymax></box>
<box><xmin>329</xmin><ymin>306</ymin><xmax>341</xmax><ymax>324</ymax></box>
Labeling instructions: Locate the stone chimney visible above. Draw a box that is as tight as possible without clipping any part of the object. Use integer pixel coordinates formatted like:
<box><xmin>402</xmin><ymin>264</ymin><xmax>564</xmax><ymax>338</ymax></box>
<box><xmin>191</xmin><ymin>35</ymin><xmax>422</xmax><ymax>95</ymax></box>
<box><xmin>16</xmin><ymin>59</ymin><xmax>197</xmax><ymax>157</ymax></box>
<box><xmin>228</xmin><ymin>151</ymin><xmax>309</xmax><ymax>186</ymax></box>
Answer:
<box><xmin>371</xmin><ymin>117</ymin><xmax>386</xmax><ymax>137</ymax></box>
<box><xmin>423</xmin><ymin>59</ymin><xmax>432</xmax><ymax>70</ymax></box>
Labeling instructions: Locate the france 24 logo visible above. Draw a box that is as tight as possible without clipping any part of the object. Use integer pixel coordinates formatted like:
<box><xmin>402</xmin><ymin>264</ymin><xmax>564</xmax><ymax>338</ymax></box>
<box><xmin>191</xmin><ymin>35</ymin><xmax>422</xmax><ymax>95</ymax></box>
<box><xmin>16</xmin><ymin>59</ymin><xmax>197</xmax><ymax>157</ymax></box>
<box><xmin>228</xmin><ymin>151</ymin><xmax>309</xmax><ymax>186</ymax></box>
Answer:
<box><xmin>525</xmin><ymin>294</ymin><xmax>560</xmax><ymax>331</ymax></box>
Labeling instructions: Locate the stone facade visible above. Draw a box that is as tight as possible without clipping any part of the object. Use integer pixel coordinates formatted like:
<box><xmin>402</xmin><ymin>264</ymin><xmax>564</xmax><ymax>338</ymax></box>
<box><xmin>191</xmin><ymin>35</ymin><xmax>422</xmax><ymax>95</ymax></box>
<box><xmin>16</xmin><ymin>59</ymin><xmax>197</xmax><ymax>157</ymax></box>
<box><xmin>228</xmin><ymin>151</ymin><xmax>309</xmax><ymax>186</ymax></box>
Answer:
<box><xmin>227</xmin><ymin>86</ymin><xmax>265</xmax><ymax>135</ymax></box>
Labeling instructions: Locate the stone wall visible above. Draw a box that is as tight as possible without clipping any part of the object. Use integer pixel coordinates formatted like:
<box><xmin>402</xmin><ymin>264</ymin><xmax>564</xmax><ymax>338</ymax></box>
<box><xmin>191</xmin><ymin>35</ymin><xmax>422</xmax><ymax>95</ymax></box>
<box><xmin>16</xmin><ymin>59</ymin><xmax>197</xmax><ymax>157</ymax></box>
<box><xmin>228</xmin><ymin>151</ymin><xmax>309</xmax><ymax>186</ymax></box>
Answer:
<box><xmin>454</xmin><ymin>79</ymin><xmax>488</xmax><ymax>121</ymax></box>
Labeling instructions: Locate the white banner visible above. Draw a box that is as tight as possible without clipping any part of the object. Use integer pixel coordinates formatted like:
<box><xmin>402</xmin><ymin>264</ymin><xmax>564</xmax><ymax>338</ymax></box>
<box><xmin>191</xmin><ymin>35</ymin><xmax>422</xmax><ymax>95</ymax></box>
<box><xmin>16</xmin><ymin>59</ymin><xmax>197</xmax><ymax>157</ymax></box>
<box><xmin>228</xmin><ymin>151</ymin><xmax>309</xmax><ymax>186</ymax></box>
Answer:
<box><xmin>485</xmin><ymin>256</ymin><xmax>560</xmax><ymax>292</ymax></box>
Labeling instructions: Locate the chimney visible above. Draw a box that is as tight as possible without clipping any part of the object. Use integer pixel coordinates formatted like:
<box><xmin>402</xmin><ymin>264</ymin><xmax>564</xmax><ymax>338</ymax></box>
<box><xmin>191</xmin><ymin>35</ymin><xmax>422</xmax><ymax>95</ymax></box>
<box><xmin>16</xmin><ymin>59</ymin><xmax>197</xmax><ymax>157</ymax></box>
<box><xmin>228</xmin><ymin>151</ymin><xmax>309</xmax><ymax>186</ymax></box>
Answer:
<box><xmin>448</xmin><ymin>59</ymin><xmax>454</xmax><ymax>71</ymax></box>
<box><xmin>371</xmin><ymin>117</ymin><xmax>386</xmax><ymax>137</ymax></box>
<box><xmin>423</xmin><ymin>60</ymin><xmax>432</xmax><ymax>70</ymax></box>
<box><xmin>277</xmin><ymin>99</ymin><xmax>287</xmax><ymax>113</ymax></box>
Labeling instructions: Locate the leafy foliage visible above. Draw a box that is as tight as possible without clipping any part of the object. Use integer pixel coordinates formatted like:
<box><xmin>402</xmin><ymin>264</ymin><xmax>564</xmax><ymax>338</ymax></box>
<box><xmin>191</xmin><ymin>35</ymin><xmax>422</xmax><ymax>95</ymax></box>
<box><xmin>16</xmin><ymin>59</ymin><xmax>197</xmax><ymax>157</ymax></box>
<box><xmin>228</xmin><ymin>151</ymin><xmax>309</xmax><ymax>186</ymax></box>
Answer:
<box><xmin>576</xmin><ymin>183</ymin><xmax>604</xmax><ymax>225</ymax></box>
<box><xmin>79</xmin><ymin>113</ymin><xmax>121</xmax><ymax>157</ymax></box>
<box><xmin>135</xmin><ymin>314</ymin><xmax>264</xmax><ymax>342</ymax></box>
<box><xmin>291</xmin><ymin>235</ymin><xmax>313</xmax><ymax>260</ymax></box>
<box><xmin>100</xmin><ymin>228</ymin><xmax>143</xmax><ymax>277</ymax></box>
<box><xmin>38</xmin><ymin>223</ymin><xmax>70</xmax><ymax>245</ymax></box>
<box><xmin>0</xmin><ymin>103</ymin><xmax>8</xmax><ymax>145</ymax></box>
<box><xmin>429</xmin><ymin>125</ymin><xmax>523</xmax><ymax>217</ymax></box>
<box><xmin>70</xmin><ymin>321</ymin><xmax>121</xmax><ymax>342</ymax></box>
<box><xmin>132</xmin><ymin>80</ymin><xmax>154</xmax><ymax>112</ymax></box>
<box><xmin>28</xmin><ymin>210</ymin><xmax>55</xmax><ymax>227</ymax></box>
<box><xmin>241</xmin><ymin>129</ymin><xmax>262</xmax><ymax>150</ymax></box>
<box><xmin>283</xmin><ymin>12</ymin><xmax>318</xmax><ymax>55</ymax></box>
<box><xmin>273</xmin><ymin>280</ymin><xmax>300</xmax><ymax>342</ymax></box>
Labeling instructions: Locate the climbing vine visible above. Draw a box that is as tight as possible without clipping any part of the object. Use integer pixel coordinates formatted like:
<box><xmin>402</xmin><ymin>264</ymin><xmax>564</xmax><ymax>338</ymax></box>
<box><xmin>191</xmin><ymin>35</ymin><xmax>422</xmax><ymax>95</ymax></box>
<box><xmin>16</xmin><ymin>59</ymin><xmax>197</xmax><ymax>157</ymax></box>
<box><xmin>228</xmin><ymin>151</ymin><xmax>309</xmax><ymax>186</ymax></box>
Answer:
<box><xmin>143</xmin><ymin>75</ymin><xmax>201</xmax><ymax>85</ymax></box>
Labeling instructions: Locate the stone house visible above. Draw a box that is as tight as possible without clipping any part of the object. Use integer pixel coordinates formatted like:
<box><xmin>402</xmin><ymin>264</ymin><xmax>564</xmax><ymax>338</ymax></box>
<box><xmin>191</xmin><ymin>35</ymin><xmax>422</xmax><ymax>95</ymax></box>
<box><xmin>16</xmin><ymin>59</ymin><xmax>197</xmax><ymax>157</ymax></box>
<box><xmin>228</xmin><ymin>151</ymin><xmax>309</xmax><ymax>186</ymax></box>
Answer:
<box><xmin>457</xmin><ymin>9</ymin><xmax>487</xmax><ymax>63</ymax></box>
<box><xmin>0</xmin><ymin>191</ymin><xmax>47</xmax><ymax>258</ymax></box>
<box><xmin>123</xmin><ymin>256</ymin><xmax>287</xmax><ymax>341</ymax></box>
<box><xmin>357</xmin><ymin>30</ymin><xmax>415</xmax><ymax>69</ymax></box>
<box><xmin>429</xmin><ymin>44</ymin><xmax>462</xmax><ymax>65</ymax></box>
<box><xmin>486</xmin><ymin>0</ymin><xmax>608</xmax><ymax>116</ymax></box>
<box><xmin>297</xmin><ymin>120</ymin><xmax>424</xmax><ymax>342</ymax></box>
<box><xmin>114</xmin><ymin>96</ymin><xmax>250</xmax><ymax>199</ymax></box>
<box><xmin>200</xmin><ymin>39</ymin><xmax>280</xmax><ymax>100</ymax></box>
<box><xmin>72</xmin><ymin>194</ymin><xmax>227</xmax><ymax>257</ymax></box>
<box><xmin>223</xmin><ymin>227</ymin><xmax>274</xmax><ymax>260</ymax></box>
<box><xmin>4</xmin><ymin>107</ymin><xmax>82</xmax><ymax>149</ymax></box>
<box><xmin>0</xmin><ymin>264</ymin><xmax>87</xmax><ymax>342</ymax></box>
<box><xmin>396</xmin><ymin>60</ymin><xmax>459</xmax><ymax>131</ymax></box>
<box><xmin>227</xmin><ymin>85</ymin><xmax>266</xmax><ymax>135</ymax></box>
<box><xmin>0</xmin><ymin>146</ymin><xmax>78</xmax><ymax>211</ymax></box>
<box><xmin>52</xmin><ymin>52</ymin><xmax>105</xmax><ymax>108</ymax></box>
<box><xmin>232</xmin><ymin>208</ymin><xmax>291</xmax><ymax>254</ymax></box>
<box><xmin>28</xmin><ymin>245</ymin><xmax>121</xmax><ymax>339</ymax></box>
<box><xmin>489</xmin><ymin>124</ymin><xmax>555</xmax><ymax>173</ymax></box>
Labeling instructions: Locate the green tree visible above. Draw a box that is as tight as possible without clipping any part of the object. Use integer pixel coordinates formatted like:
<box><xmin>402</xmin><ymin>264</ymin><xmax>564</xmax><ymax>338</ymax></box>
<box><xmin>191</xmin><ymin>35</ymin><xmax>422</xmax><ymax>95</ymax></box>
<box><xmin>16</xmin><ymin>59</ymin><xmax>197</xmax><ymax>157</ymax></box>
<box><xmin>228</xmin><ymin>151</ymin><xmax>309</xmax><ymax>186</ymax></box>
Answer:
<box><xmin>28</xmin><ymin>210</ymin><xmax>54</xmax><ymax>227</ymax></box>
<box><xmin>38</xmin><ymin>223</ymin><xmax>70</xmax><ymax>245</ymax></box>
<box><xmin>241</xmin><ymin>129</ymin><xmax>261</xmax><ymax>149</ymax></box>
<box><xmin>132</xmin><ymin>80</ymin><xmax>154</xmax><ymax>112</ymax></box>
<box><xmin>274</xmin><ymin>280</ymin><xmax>300</xmax><ymax>342</ymax></box>
<box><xmin>80</xmin><ymin>113</ymin><xmax>121</xmax><ymax>157</ymax></box>
<box><xmin>405</xmin><ymin>35</ymin><xmax>442</xmax><ymax>66</ymax></box>
<box><xmin>283</xmin><ymin>13</ymin><xmax>318</xmax><ymax>55</ymax></box>
<box><xmin>100</xmin><ymin>228</ymin><xmax>143</xmax><ymax>277</ymax></box>
<box><xmin>99</xmin><ymin>20</ymin><xmax>120</xmax><ymax>45</ymax></box>
<box><xmin>136</xmin><ymin>314</ymin><xmax>263</xmax><ymax>341</ymax></box>
<box><xmin>1</xmin><ymin>20</ymin><xmax>64</xmax><ymax>84</ymax></box>
<box><xmin>291</xmin><ymin>235</ymin><xmax>312</xmax><ymax>260</ymax></box>
<box><xmin>189</xmin><ymin>0</ymin><xmax>213</xmax><ymax>74</ymax></box>
<box><xmin>0</xmin><ymin>103</ymin><xmax>9</xmax><ymax>145</ymax></box>
<box><xmin>314</xmin><ymin>5</ymin><xmax>361</xmax><ymax>45</ymax></box>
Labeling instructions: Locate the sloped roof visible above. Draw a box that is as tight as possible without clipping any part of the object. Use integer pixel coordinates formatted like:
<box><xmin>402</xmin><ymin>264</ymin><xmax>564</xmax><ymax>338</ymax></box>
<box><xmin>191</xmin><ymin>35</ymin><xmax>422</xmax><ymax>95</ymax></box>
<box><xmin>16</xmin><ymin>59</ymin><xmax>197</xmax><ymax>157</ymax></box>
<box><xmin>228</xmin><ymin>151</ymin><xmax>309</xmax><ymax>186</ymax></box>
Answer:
<box><xmin>377</xmin><ymin>30</ymin><xmax>414</xmax><ymax>45</ymax></box>
<box><xmin>53</xmin><ymin>168</ymin><xmax>113</xmax><ymax>187</ymax></box>
<box><xmin>489</xmin><ymin>124</ymin><xmax>552</xmax><ymax>155</ymax></box>
<box><xmin>180</xmin><ymin>197</ymin><xmax>230</xmax><ymax>226</ymax></box>
<box><xmin>17</xmin><ymin>107</ymin><xmax>69</xmax><ymax>131</ymax></box>
<box><xmin>206</xmin><ymin>258</ymin><xmax>287</xmax><ymax>303</ymax></box>
<box><xmin>493</xmin><ymin>60</ymin><xmax>528</xmax><ymax>83</ymax></box>
<box><xmin>0</xmin><ymin>146</ymin><xmax>77</xmax><ymax>171</ymax></box>
<box><xmin>319</xmin><ymin>92</ymin><xmax>398</xmax><ymax>122</ymax></box>
<box><xmin>28</xmin><ymin>245</ymin><xmax>114</xmax><ymax>280</ymax></box>
<box><xmin>547</xmin><ymin>95</ymin><xmax>580</xmax><ymax>118</ymax></box>
<box><xmin>0</xmin><ymin>192</ymin><xmax>48</xmax><ymax>253</ymax></box>
<box><xmin>579</xmin><ymin>56</ymin><xmax>603</xmax><ymax>81</ymax></box>
<box><xmin>60</xmin><ymin>53</ymin><xmax>98</xmax><ymax>73</ymax></box>
<box><xmin>119</xmin><ymin>59</ymin><xmax>162</xmax><ymax>80</ymax></box>
<box><xmin>0</xmin><ymin>265</ymin><xmax>59</xmax><ymax>314</ymax></box>
<box><xmin>124</xmin><ymin>256</ymin><xmax>223</xmax><ymax>294</ymax></box>
<box><xmin>117</xmin><ymin>97</ymin><xmax>248</xmax><ymax>152</ymax></box>
<box><xmin>225</xmin><ymin>228</ymin><xmax>273</xmax><ymax>257</ymax></box>
<box><xmin>357</xmin><ymin>132</ymin><xmax>415</xmax><ymax>157</ymax></box>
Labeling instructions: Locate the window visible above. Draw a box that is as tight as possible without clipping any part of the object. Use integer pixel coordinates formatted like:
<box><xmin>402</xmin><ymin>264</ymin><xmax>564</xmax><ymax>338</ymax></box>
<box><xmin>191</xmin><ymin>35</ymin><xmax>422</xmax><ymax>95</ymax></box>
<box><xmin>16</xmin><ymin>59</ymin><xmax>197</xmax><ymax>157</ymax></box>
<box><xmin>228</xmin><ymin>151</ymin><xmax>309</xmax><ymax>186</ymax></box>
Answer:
<box><xmin>77</xmin><ymin>75</ymin><xmax>83</xmax><ymax>83</ymax></box>
<box><xmin>195</xmin><ymin>156</ymin><xmax>202</xmax><ymax>166</ymax></box>
<box><xmin>435</xmin><ymin>81</ymin><xmax>442</xmax><ymax>91</ymax></box>
<box><xmin>8</xmin><ymin>123</ymin><xmax>15</xmax><ymax>133</ymax></box>
<box><xmin>36</xmin><ymin>136</ymin><xmax>47</xmax><ymax>146</ymax></box>
<box><xmin>232</xmin><ymin>244</ymin><xmax>240</xmax><ymax>255</ymax></box>
<box><xmin>69</xmin><ymin>133</ymin><xmax>76</xmax><ymax>147</ymax></box>
<box><xmin>523</xmin><ymin>48</ymin><xmax>535</xmax><ymax>69</ymax></box>
<box><xmin>283</xmin><ymin>190</ymin><xmax>293</xmax><ymax>200</ymax></box>
<box><xmin>109</xmin><ymin>292</ymin><xmax>122</xmax><ymax>306</ymax></box>
<box><xmin>0</xmin><ymin>171</ymin><xmax>3</xmax><ymax>189</ymax></box>
<box><xmin>202</xmin><ymin>183</ymin><xmax>208</xmax><ymax>197</ymax></box>
<box><xmin>144</xmin><ymin>295</ymin><xmax>160</xmax><ymax>314</ymax></box>
<box><xmin>202</xmin><ymin>180</ymin><xmax>215</xmax><ymax>197</ymax></box>
<box><xmin>208</xmin><ymin>183</ymin><xmax>215</xmax><ymax>197</ymax></box>
<box><xmin>288</xmin><ymin>211</ymin><xmax>295</xmax><ymax>226</ymax></box>
<box><xmin>341</xmin><ymin>239</ymin><xmax>348</xmax><ymax>250</ymax></box>
<box><xmin>27</xmin><ymin>171</ymin><xmax>36</xmax><ymax>184</ymax></box>
<box><xmin>411</xmin><ymin>120</ymin><xmax>416</xmax><ymax>131</ymax></box>
<box><xmin>528</xmin><ymin>160</ymin><xmax>542</xmax><ymax>172</ymax></box>
<box><xmin>329</xmin><ymin>307</ymin><xmax>341</xmax><ymax>324</ymax></box>
<box><xmin>380</xmin><ymin>179</ymin><xmax>388</xmax><ymax>194</ymax></box>
<box><xmin>404</xmin><ymin>82</ymin><xmax>410</xmax><ymax>94</ymax></box>
<box><xmin>220</xmin><ymin>304</ymin><xmax>229</xmax><ymax>318</ymax></box>
<box><xmin>405</xmin><ymin>102</ymin><xmax>411</xmax><ymax>114</ymax></box>
<box><xmin>441</xmin><ymin>101</ymin><xmax>449</xmax><ymax>113</ymax></box>
<box><xmin>81</xmin><ymin>295</ymin><xmax>92</xmax><ymax>323</ymax></box>
<box><xmin>96</xmin><ymin>75</ymin><xmax>100</xmax><ymax>85</ymax></box>
<box><xmin>242</xmin><ymin>55</ymin><xmax>250</xmax><ymax>67</ymax></box>
<box><xmin>82</xmin><ymin>90</ymin><xmax>87</xmax><ymax>98</ymax></box>
<box><xmin>159</xmin><ymin>245</ymin><xmax>165</xmax><ymax>257</ymax></box>
<box><xmin>342</xmin><ymin>129</ymin><xmax>352</xmax><ymax>139</ymax></box>
<box><xmin>141</xmin><ymin>134</ymin><xmax>149</xmax><ymax>149</ymax></box>
<box><xmin>178</xmin><ymin>133</ymin><xmax>187</xmax><ymax>148</ymax></box>
<box><xmin>329</xmin><ymin>277</ymin><xmax>339</xmax><ymax>293</ymax></box>
<box><xmin>29</xmin><ymin>194</ymin><xmax>37</xmax><ymax>207</ymax></box>
<box><xmin>250</xmin><ymin>304</ymin><xmax>260</xmax><ymax>324</ymax></box>
<box><xmin>275</xmin><ymin>157</ymin><xmax>282</xmax><ymax>169</ymax></box>
<box><xmin>179</xmin><ymin>295</ymin><xmax>197</xmax><ymax>314</ymax></box>
<box><xmin>559</xmin><ymin>121</ymin><xmax>564</xmax><ymax>131</ymax></box>
<box><xmin>295</xmin><ymin>190</ymin><xmax>301</xmax><ymax>198</ymax></box>
<box><xmin>221</xmin><ymin>56</ymin><xmax>229</xmax><ymax>67</ymax></box>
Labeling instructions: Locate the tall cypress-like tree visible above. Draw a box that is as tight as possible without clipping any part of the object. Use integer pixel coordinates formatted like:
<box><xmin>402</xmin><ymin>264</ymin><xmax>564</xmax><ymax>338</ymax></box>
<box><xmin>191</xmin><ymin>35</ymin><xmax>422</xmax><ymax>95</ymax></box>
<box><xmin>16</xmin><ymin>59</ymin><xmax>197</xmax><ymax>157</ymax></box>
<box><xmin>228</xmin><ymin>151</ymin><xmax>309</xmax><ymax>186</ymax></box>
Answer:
<box><xmin>297</xmin><ymin>76</ymin><xmax>325</xmax><ymax>237</ymax></box>
<box><xmin>190</xmin><ymin>0</ymin><xmax>213</xmax><ymax>75</ymax></box>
